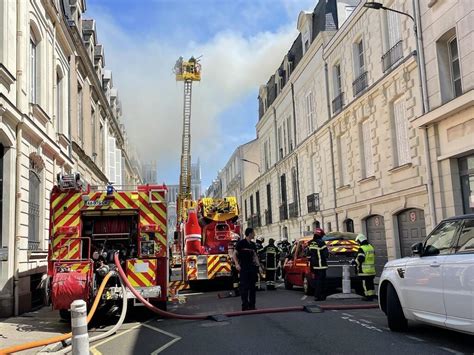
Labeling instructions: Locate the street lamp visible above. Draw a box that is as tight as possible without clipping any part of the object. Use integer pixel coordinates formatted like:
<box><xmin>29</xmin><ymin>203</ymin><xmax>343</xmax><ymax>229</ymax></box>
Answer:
<box><xmin>363</xmin><ymin>2</ymin><xmax>415</xmax><ymax>22</ymax></box>
<box><xmin>241</xmin><ymin>158</ymin><xmax>261</xmax><ymax>173</ymax></box>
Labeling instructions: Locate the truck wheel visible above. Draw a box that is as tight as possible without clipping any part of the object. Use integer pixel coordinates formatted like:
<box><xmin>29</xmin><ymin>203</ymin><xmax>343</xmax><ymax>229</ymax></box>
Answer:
<box><xmin>59</xmin><ymin>309</ymin><xmax>71</xmax><ymax>321</ymax></box>
<box><xmin>303</xmin><ymin>275</ymin><xmax>314</xmax><ymax>296</ymax></box>
<box><xmin>386</xmin><ymin>283</ymin><xmax>408</xmax><ymax>332</ymax></box>
<box><xmin>284</xmin><ymin>277</ymin><xmax>293</xmax><ymax>290</ymax></box>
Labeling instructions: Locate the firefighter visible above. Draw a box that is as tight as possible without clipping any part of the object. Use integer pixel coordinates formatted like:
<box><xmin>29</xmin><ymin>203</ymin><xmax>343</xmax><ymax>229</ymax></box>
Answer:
<box><xmin>305</xmin><ymin>228</ymin><xmax>329</xmax><ymax>301</ymax></box>
<box><xmin>229</xmin><ymin>232</ymin><xmax>241</xmax><ymax>296</ymax></box>
<box><xmin>233</xmin><ymin>227</ymin><xmax>260</xmax><ymax>311</ymax></box>
<box><xmin>255</xmin><ymin>236</ymin><xmax>265</xmax><ymax>290</ymax></box>
<box><xmin>277</xmin><ymin>237</ymin><xmax>291</xmax><ymax>279</ymax></box>
<box><xmin>262</xmin><ymin>238</ymin><xmax>280</xmax><ymax>290</ymax></box>
<box><xmin>354</xmin><ymin>233</ymin><xmax>376</xmax><ymax>301</ymax></box>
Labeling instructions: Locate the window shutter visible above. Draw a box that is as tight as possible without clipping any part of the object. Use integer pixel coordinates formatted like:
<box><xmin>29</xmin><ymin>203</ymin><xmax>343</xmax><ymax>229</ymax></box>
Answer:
<box><xmin>362</xmin><ymin>120</ymin><xmax>374</xmax><ymax>177</ymax></box>
<box><xmin>387</xmin><ymin>10</ymin><xmax>401</xmax><ymax>48</ymax></box>
<box><xmin>108</xmin><ymin>137</ymin><xmax>116</xmax><ymax>181</ymax></box>
<box><xmin>394</xmin><ymin>99</ymin><xmax>410</xmax><ymax>165</ymax></box>
<box><xmin>115</xmin><ymin>148</ymin><xmax>122</xmax><ymax>185</ymax></box>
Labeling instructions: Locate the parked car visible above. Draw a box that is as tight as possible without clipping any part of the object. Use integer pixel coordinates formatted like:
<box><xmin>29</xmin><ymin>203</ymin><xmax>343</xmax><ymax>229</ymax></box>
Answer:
<box><xmin>378</xmin><ymin>214</ymin><xmax>474</xmax><ymax>334</ymax></box>
<box><xmin>283</xmin><ymin>232</ymin><xmax>362</xmax><ymax>295</ymax></box>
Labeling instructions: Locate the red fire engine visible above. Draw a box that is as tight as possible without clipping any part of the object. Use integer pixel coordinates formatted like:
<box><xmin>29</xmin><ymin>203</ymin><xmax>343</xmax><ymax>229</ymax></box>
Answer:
<box><xmin>47</xmin><ymin>173</ymin><xmax>168</xmax><ymax>318</ymax></box>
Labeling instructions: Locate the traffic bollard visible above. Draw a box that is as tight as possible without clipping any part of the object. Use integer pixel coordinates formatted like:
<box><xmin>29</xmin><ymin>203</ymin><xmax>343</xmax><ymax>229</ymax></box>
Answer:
<box><xmin>71</xmin><ymin>299</ymin><xmax>89</xmax><ymax>355</ymax></box>
<box><xmin>342</xmin><ymin>264</ymin><xmax>351</xmax><ymax>294</ymax></box>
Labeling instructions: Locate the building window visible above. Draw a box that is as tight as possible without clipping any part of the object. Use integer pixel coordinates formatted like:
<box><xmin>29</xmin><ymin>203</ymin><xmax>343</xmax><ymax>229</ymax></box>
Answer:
<box><xmin>305</xmin><ymin>91</ymin><xmax>315</xmax><ymax>134</ymax></box>
<box><xmin>99</xmin><ymin>122</ymin><xmax>104</xmax><ymax>168</ymax></box>
<box><xmin>264</xmin><ymin>140</ymin><xmax>269</xmax><ymax>171</ymax></box>
<box><xmin>354</xmin><ymin>39</ymin><xmax>365</xmax><ymax>76</ymax></box>
<box><xmin>256</xmin><ymin>191</ymin><xmax>260</xmax><ymax>219</ymax></box>
<box><xmin>78</xmin><ymin>84</ymin><xmax>83</xmax><ymax>142</ymax></box>
<box><xmin>115</xmin><ymin>149</ymin><xmax>122</xmax><ymax>185</ymax></box>
<box><xmin>459</xmin><ymin>155</ymin><xmax>474</xmax><ymax>214</ymax></box>
<box><xmin>266</xmin><ymin>183</ymin><xmax>272</xmax><ymax>210</ymax></box>
<box><xmin>245</xmin><ymin>199</ymin><xmax>248</xmax><ymax>220</ymax></box>
<box><xmin>0</xmin><ymin>144</ymin><xmax>3</xmax><ymax>236</ymax></box>
<box><xmin>278</xmin><ymin>126</ymin><xmax>283</xmax><ymax>159</ymax></box>
<box><xmin>108</xmin><ymin>136</ymin><xmax>116</xmax><ymax>181</ymax></box>
<box><xmin>280</xmin><ymin>174</ymin><xmax>287</xmax><ymax>203</ymax></box>
<box><xmin>30</xmin><ymin>36</ymin><xmax>38</xmax><ymax>104</ymax></box>
<box><xmin>382</xmin><ymin>5</ymin><xmax>403</xmax><ymax>72</ymax></box>
<box><xmin>338</xmin><ymin>134</ymin><xmax>349</xmax><ymax>186</ymax></box>
<box><xmin>287</xmin><ymin>116</ymin><xmax>293</xmax><ymax>152</ymax></box>
<box><xmin>56</xmin><ymin>72</ymin><xmax>63</xmax><ymax>133</ymax></box>
<box><xmin>332</xmin><ymin>64</ymin><xmax>344</xmax><ymax>114</ymax></box>
<box><xmin>361</xmin><ymin>119</ymin><xmax>374</xmax><ymax>178</ymax></box>
<box><xmin>28</xmin><ymin>159</ymin><xmax>41</xmax><ymax>250</ymax></box>
<box><xmin>250</xmin><ymin>195</ymin><xmax>254</xmax><ymax>216</ymax></box>
<box><xmin>393</xmin><ymin>98</ymin><xmax>410</xmax><ymax>166</ymax></box>
<box><xmin>291</xmin><ymin>167</ymin><xmax>297</xmax><ymax>203</ymax></box>
<box><xmin>91</xmin><ymin>108</ymin><xmax>96</xmax><ymax>159</ymax></box>
<box><xmin>344</xmin><ymin>219</ymin><xmax>354</xmax><ymax>233</ymax></box>
<box><xmin>448</xmin><ymin>36</ymin><xmax>462</xmax><ymax>98</ymax></box>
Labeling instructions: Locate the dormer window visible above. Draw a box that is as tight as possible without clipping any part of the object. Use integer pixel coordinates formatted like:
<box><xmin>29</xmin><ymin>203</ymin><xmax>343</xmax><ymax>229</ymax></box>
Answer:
<box><xmin>297</xmin><ymin>11</ymin><xmax>312</xmax><ymax>55</ymax></box>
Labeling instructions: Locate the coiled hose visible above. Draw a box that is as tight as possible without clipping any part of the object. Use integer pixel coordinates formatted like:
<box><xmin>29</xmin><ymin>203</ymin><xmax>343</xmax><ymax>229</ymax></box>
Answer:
<box><xmin>54</xmin><ymin>271</ymin><xmax>128</xmax><ymax>354</ymax></box>
<box><xmin>114</xmin><ymin>253</ymin><xmax>378</xmax><ymax>320</ymax></box>
<box><xmin>0</xmin><ymin>271</ymin><xmax>114</xmax><ymax>355</ymax></box>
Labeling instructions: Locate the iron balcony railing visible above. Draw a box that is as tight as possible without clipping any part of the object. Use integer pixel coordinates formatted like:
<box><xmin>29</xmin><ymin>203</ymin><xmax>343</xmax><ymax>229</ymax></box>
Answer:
<box><xmin>332</xmin><ymin>92</ymin><xmax>344</xmax><ymax>115</ymax></box>
<box><xmin>288</xmin><ymin>202</ymin><xmax>298</xmax><ymax>218</ymax></box>
<box><xmin>307</xmin><ymin>193</ymin><xmax>320</xmax><ymax>213</ymax></box>
<box><xmin>264</xmin><ymin>209</ymin><xmax>272</xmax><ymax>225</ymax></box>
<box><xmin>248</xmin><ymin>214</ymin><xmax>261</xmax><ymax>228</ymax></box>
<box><xmin>382</xmin><ymin>40</ymin><xmax>403</xmax><ymax>73</ymax></box>
<box><xmin>28</xmin><ymin>241</ymin><xmax>40</xmax><ymax>251</ymax></box>
<box><xmin>279</xmin><ymin>203</ymin><xmax>288</xmax><ymax>221</ymax></box>
<box><xmin>352</xmin><ymin>71</ymin><xmax>368</xmax><ymax>97</ymax></box>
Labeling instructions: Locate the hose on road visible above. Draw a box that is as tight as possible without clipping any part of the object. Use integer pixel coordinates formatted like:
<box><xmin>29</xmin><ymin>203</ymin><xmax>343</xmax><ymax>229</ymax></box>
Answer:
<box><xmin>114</xmin><ymin>253</ymin><xmax>379</xmax><ymax>320</ymax></box>
<box><xmin>0</xmin><ymin>271</ymin><xmax>114</xmax><ymax>355</ymax></box>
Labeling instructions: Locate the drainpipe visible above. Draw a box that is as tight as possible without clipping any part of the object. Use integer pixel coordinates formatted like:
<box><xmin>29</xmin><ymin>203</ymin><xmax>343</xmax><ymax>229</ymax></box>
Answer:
<box><xmin>413</xmin><ymin>0</ymin><xmax>436</xmax><ymax>229</ymax></box>
<box><xmin>13</xmin><ymin>122</ymin><xmax>23</xmax><ymax>316</ymax></box>
<box><xmin>325</xmin><ymin>63</ymin><xmax>339</xmax><ymax>230</ymax></box>
<box><xmin>290</xmin><ymin>83</ymin><xmax>302</xmax><ymax>221</ymax></box>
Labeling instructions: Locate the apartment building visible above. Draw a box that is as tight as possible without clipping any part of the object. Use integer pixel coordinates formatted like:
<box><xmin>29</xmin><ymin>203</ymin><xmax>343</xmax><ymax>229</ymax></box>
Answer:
<box><xmin>0</xmin><ymin>0</ymin><xmax>140</xmax><ymax>316</ymax></box>
<box><xmin>242</xmin><ymin>0</ymin><xmax>439</xmax><ymax>276</ymax></box>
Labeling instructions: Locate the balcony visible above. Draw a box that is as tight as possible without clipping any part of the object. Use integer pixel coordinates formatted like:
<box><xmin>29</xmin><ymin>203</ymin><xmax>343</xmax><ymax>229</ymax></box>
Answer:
<box><xmin>307</xmin><ymin>193</ymin><xmax>320</xmax><ymax>213</ymax></box>
<box><xmin>332</xmin><ymin>92</ymin><xmax>344</xmax><ymax>115</ymax></box>
<box><xmin>264</xmin><ymin>209</ymin><xmax>272</xmax><ymax>225</ymax></box>
<box><xmin>352</xmin><ymin>71</ymin><xmax>368</xmax><ymax>97</ymax></box>
<box><xmin>382</xmin><ymin>40</ymin><xmax>403</xmax><ymax>73</ymax></box>
<box><xmin>288</xmin><ymin>202</ymin><xmax>298</xmax><ymax>218</ymax></box>
<box><xmin>279</xmin><ymin>203</ymin><xmax>288</xmax><ymax>221</ymax></box>
<box><xmin>28</xmin><ymin>241</ymin><xmax>40</xmax><ymax>251</ymax></box>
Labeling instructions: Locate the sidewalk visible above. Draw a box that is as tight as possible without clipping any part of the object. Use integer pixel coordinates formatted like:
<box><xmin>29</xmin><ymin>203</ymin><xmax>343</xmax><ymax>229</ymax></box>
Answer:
<box><xmin>0</xmin><ymin>307</ymin><xmax>69</xmax><ymax>354</ymax></box>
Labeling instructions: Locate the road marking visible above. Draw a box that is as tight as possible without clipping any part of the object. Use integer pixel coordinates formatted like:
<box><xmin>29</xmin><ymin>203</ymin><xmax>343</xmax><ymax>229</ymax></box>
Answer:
<box><xmin>143</xmin><ymin>323</ymin><xmax>182</xmax><ymax>355</ymax></box>
<box><xmin>342</xmin><ymin>313</ymin><xmax>353</xmax><ymax>317</ymax></box>
<box><xmin>179</xmin><ymin>292</ymin><xmax>203</xmax><ymax>296</ymax></box>
<box><xmin>439</xmin><ymin>347</ymin><xmax>463</xmax><ymax>355</ymax></box>
<box><xmin>359</xmin><ymin>319</ymin><xmax>373</xmax><ymax>324</ymax></box>
<box><xmin>406</xmin><ymin>335</ymin><xmax>424</xmax><ymax>342</ymax></box>
<box><xmin>301</xmin><ymin>295</ymin><xmax>307</xmax><ymax>300</ymax></box>
<box><xmin>91</xmin><ymin>323</ymin><xmax>142</xmax><ymax>349</ymax></box>
<box><xmin>341</xmin><ymin>316</ymin><xmax>383</xmax><ymax>333</ymax></box>
<box><xmin>90</xmin><ymin>348</ymin><xmax>102</xmax><ymax>355</ymax></box>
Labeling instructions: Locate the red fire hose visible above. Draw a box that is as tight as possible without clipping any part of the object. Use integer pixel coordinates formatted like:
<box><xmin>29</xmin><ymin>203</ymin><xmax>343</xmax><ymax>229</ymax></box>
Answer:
<box><xmin>114</xmin><ymin>254</ymin><xmax>378</xmax><ymax>320</ymax></box>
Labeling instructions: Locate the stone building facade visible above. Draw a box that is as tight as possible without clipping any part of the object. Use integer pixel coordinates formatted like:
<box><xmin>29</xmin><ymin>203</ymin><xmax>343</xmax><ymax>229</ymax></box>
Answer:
<box><xmin>240</xmin><ymin>0</ymin><xmax>455</xmax><ymax>276</ymax></box>
<box><xmin>0</xmin><ymin>0</ymin><xmax>141</xmax><ymax>316</ymax></box>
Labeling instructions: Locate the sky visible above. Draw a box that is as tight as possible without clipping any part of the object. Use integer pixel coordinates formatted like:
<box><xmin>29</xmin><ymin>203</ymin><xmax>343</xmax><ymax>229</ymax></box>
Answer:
<box><xmin>86</xmin><ymin>0</ymin><xmax>316</xmax><ymax>190</ymax></box>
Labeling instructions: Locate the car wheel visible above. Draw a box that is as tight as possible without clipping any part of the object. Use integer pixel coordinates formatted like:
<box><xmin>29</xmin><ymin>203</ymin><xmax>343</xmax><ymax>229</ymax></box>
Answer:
<box><xmin>284</xmin><ymin>277</ymin><xmax>293</xmax><ymax>290</ymax></box>
<box><xmin>386</xmin><ymin>283</ymin><xmax>408</xmax><ymax>332</ymax></box>
<box><xmin>303</xmin><ymin>275</ymin><xmax>314</xmax><ymax>296</ymax></box>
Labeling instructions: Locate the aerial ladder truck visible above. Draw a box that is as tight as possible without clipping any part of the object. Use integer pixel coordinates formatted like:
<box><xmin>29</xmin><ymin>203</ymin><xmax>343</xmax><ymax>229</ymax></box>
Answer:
<box><xmin>170</xmin><ymin>57</ymin><xmax>240</xmax><ymax>294</ymax></box>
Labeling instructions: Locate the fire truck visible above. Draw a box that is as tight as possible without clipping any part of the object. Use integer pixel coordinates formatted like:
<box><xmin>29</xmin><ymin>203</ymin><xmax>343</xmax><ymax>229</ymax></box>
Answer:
<box><xmin>171</xmin><ymin>197</ymin><xmax>240</xmax><ymax>288</ymax></box>
<box><xmin>47</xmin><ymin>173</ymin><xmax>168</xmax><ymax>319</ymax></box>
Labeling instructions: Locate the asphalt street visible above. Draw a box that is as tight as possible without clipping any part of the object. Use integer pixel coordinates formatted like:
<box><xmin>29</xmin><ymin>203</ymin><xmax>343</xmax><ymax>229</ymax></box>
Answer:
<box><xmin>87</xmin><ymin>283</ymin><xmax>474</xmax><ymax>355</ymax></box>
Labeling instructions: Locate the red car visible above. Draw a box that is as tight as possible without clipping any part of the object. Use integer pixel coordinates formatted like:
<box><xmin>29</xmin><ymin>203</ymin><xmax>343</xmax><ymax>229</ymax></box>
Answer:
<box><xmin>283</xmin><ymin>232</ymin><xmax>362</xmax><ymax>295</ymax></box>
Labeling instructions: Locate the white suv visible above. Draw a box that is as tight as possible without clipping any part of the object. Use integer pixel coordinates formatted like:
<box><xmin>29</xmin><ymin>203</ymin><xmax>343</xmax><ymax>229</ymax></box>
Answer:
<box><xmin>379</xmin><ymin>215</ymin><xmax>474</xmax><ymax>334</ymax></box>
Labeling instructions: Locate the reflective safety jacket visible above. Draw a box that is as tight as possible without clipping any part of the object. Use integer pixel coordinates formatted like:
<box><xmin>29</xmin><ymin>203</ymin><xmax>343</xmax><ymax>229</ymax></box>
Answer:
<box><xmin>306</xmin><ymin>239</ymin><xmax>329</xmax><ymax>270</ymax></box>
<box><xmin>262</xmin><ymin>245</ymin><xmax>280</xmax><ymax>270</ymax></box>
<box><xmin>356</xmin><ymin>244</ymin><xmax>376</xmax><ymax>276</ymax></box>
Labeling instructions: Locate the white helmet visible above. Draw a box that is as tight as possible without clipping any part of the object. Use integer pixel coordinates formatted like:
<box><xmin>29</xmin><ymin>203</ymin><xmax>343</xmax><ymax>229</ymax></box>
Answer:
<box><xmin>355</xmin><ymin>233</ymin><xmax>367</xmax><ymax>244</ymax></box>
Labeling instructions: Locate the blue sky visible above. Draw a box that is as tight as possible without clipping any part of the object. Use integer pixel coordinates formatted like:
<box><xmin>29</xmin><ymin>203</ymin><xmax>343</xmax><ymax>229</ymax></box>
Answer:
<box><xmin>87</xmin><ymin>0</ymin><xmax>315</xmax><ymax>189</ymax></box>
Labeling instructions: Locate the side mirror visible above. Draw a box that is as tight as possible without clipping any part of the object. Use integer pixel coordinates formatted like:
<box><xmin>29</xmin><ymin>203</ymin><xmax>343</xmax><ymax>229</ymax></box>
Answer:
<box><xmin>411</xmin><ymin>242</ymin><xmax>423</xmax><ymax>256</ymax></box>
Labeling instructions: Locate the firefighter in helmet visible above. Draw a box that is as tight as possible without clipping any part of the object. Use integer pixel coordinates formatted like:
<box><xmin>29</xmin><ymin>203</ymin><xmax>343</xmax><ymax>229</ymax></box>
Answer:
<box><xmin>354</xmin><ymin>233</ymin><xmax>376</xmax><ymax>301</ymax></box>
<box><xmin>255</xmin><ymin>236</ymin><xmax>265</xmax><ymax>290</ymax></box>
<box><xmin>277</xmin><ymin>236</ymin><xmax>291</xmax><ymax>279</ymax></box>
<box><xmin>229</xmin><ymin>232</ymin><xmax>241</xmax><ymax>296</ymax></box>
<box><xmin>262</xmin><ymin>238</ymin><xmax>280</xmax><ymax>290</ymax></box>
<box><xmin>305</xmin><ymin>228</ymin><xmax>329</xmax><ymax>301</ymax></box>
